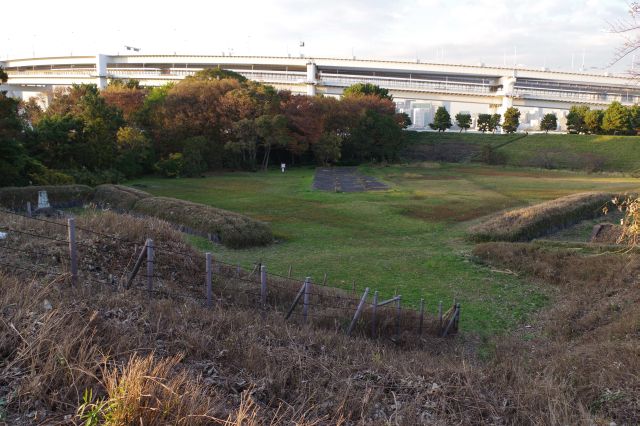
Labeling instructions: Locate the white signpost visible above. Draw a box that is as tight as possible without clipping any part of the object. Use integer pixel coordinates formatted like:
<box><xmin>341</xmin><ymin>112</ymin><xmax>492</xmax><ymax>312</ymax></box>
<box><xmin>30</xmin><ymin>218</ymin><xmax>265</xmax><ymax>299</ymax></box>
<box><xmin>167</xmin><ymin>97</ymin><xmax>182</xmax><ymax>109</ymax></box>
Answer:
<box><xmin>38</xmin><ymin>191</ymin><xmax>50</xmax><ymax>209</ymax></box>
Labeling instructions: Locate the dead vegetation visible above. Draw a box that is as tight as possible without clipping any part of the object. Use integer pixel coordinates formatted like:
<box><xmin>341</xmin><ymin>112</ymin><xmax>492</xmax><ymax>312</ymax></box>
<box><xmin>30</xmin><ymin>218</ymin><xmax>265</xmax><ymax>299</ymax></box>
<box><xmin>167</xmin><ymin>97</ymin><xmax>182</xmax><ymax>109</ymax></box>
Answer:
<box><xmin>132</xmin><ymin>196</ymin><xmax>273</xmax><ymax>249</ymax></box>
<box><xmin>92</xmin><ymin>184</ymin><xmax>151</xmax><ymax>210</ymax></box>
<box><xmin>1</xmin><ymin>210</ymin><xmax>639</xmax><ymax>424</ymax></box>
<box><xmin>468</xmin><ymin>191</ymin><xmax>618</xmax><ymax>242</ymax></box>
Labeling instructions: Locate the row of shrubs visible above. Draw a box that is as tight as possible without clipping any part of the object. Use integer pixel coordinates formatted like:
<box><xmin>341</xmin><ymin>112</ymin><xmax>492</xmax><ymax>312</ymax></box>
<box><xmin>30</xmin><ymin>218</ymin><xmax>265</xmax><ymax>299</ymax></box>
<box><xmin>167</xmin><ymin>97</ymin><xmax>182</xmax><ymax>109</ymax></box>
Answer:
<box><xmin>0</xmin><ymin>184</ymin><xmax>272</xmax><ymax>249</ymax></box>
<box><xmin>467</xmin><ymin>192</ymin><xmax>618</xmax><ymax>242</ymax></box>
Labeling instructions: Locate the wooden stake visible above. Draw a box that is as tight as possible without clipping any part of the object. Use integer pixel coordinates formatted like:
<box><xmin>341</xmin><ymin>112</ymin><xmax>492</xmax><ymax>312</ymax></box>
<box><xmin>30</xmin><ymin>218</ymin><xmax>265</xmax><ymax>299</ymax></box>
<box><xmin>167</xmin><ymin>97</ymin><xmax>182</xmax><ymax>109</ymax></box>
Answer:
<box><xmin>67</xmin><ymin>218</ymin><xmax>77</xmax><ymax>286</ymax></box>
<box><xmin>26</xmin><ymin>202</ymin><xmax>32</xmax><ymax>218</ymax></box>
<box><xmin>395</xmin><ymin>295</ymin><xmax>402</xmax><ymax>339</ymax></box>
<box><xmin>288</xmin><ymin>265</ymin><xmax>292</xmax><ymax>278</ymax></box>
<box><xmin>260</xmin><ymin>264</ymin><xmax>267</xmax><ymax>307</ymax></box>
<box><xmin>371</xmin><ymin>290</ymin><xmax>379</xmax><ymax>338</ymax></box>
<box><xmin>285</xmin><ymin>281</ymin><xmax>306</xmax><ymax>320</ymax></box>
<box><xmin>236</xmin><ymin>263</ymin><xmax>241</xmax><ymax>278</ymax></box>
<box><xmin>322</xmin><ymin>272</ymin><xmax>327</xmax><ymax>286</ymax></box>
<box><xmin>303</xmin><ymin>277</ymin><xmax>311</xmax><ymax>322</ymax></box>
<box><xmin>206</xmin><ymin>252</ymin><xmax>212</xmax><ymax>307</ymax></box>
<box><xmin>441</xmin><ymin>305</ymin><xmax>459</xmax><ymax>337</ymax></box>
<box><xmin>347</xmin><ymin>287</ymin><xmax>370</xmax><ymax>336</ymax></box>
<box><xmin>146</xmin><ymin>239</ymin><xmax>154</xmax><ymax>293</ymax></box>
<box><xmin>125</xmin><ymin>240</ymin><xmax>148</xmax><ymax>289</ymax></box>
<box><xmin>419</xmin><ymin>298</ymin><xmax>425</xmax><ymax>336</ymax></box>
<box><xmin>438</xmin><ymin>301</ymin><xmax>443</xmax><ymax>332</ymax></box>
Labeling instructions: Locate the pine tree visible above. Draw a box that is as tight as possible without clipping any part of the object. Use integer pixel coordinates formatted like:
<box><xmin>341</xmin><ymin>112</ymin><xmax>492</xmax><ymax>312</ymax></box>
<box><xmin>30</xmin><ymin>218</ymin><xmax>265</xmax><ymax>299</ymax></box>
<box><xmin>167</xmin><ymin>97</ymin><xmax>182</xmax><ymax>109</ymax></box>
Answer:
<box><xmin>429</xmin><ymin>106</ymin><xmax>452</xmax><ymax>132</ymax></box>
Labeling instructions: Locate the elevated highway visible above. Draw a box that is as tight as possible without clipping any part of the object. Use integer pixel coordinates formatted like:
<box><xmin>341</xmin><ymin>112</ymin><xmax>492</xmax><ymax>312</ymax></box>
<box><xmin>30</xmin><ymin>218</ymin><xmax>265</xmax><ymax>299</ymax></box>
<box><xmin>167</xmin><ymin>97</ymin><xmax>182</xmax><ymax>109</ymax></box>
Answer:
<box><xmin>2</xmin><ymin>54</ymin><xmax>639</xmax><ymax>130</ymax></box>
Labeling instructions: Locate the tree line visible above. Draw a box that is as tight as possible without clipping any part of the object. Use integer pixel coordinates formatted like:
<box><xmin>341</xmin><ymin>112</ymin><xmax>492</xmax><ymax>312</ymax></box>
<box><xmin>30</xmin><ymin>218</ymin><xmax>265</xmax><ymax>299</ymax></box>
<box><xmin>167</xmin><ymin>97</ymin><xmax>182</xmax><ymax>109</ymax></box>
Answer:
<box><xmin>429</xmin><ymin>106</ymin><xmax>522</xmax><ymax>133</ymax></box>
<box><xmin>0</xmin><ymin>70</ymin><xmax>410</xmax><ymax>187</ymax></box>
<box><xmin>566</xmin><ymin>102</ymin><xmax>640</xmax><ymax>135</ymax></box>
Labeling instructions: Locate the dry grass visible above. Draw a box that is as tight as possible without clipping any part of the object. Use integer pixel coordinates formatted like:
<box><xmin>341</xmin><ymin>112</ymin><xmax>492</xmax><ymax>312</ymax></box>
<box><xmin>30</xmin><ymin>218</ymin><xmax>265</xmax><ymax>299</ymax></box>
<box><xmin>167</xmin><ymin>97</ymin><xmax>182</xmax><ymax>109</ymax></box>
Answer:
<box><xmin>92</xmin><ymin>184</ymin><xmax>151</xmax><ymax>210</ymax></box>
<box><xmin>468</xmin><ymin>191</ymin><xmax>618</xmax><ymax>242</ymax></box>
<box><xmin>0</xmin><ymin>184</ymin><xmax>94</xmax><ymax>210</ymax></box>
<box><xmin>2</xmin><ymin>210</ymin><xmax>639</xmax><ymax>424</ymax></box>
<box><xmin>132</xmin><ymin>196</ymin><xmax>273</xmax><ymax>249</ymax></box>
<box><xmin>473</xmin><ymin>242</ymin><xmax>640</xmax><ymax>423</ymax></box>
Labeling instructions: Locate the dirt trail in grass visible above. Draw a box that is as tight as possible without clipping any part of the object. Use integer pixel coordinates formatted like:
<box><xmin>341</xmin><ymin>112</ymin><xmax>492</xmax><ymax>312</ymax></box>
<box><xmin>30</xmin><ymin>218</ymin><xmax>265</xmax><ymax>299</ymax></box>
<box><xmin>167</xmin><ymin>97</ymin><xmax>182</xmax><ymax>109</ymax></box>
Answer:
<box><xmin>312</xmin><ymin>167</ymin><xmax>388</xmax><ymax>192</ymax></box>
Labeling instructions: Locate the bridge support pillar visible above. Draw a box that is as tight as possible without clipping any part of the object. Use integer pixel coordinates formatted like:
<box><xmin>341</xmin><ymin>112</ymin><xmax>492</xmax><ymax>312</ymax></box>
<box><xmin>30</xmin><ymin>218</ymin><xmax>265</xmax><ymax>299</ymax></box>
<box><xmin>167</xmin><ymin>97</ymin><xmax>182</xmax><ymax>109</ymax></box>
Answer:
<box><xmin>96</xmin><ymin>54</ymin><xmax>108</xmax><ymax>89</ymax></box>
<box><xmin>306</xmin><ymin>62</ymin><xmax>317</xmax><ymax>96</ymax></box>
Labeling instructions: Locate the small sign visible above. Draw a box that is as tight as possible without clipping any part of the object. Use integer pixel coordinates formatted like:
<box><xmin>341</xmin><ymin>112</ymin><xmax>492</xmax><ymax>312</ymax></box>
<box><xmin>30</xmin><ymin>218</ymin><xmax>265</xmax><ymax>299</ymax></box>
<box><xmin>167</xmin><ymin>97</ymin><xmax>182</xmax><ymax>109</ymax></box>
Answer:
<box><xmin>38</xmin><ymin>191</ymin><xmax>50</xmax><ymax>209</ymax></box>
<box><xmin>281</xmin><ymin>163</ymin><xmax>286</xmax><ymax>173</ymax></box>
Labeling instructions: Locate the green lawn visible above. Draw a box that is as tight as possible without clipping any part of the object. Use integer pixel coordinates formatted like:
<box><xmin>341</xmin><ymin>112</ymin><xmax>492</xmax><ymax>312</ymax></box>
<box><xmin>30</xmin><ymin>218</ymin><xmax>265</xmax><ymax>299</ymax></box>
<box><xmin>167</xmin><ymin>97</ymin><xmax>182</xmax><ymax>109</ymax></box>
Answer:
<box><xmin>127</xmin><ymin>164</ymin><xmax>640</xmax><ymax>335</ymax></box>
<box><xmin>407</xmin><ymin>131</ymin><xmax>640</xmax><ymax>172</ymax></box>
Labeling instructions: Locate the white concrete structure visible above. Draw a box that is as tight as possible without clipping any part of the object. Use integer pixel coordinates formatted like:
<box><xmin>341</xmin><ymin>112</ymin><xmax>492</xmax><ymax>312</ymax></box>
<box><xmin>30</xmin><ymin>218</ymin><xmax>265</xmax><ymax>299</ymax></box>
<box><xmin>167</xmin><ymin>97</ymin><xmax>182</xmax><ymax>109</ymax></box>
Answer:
<box><xmin>2</xmin><ymin>53</ymin><xmax>640</xmax><ymax>131</ymax></box>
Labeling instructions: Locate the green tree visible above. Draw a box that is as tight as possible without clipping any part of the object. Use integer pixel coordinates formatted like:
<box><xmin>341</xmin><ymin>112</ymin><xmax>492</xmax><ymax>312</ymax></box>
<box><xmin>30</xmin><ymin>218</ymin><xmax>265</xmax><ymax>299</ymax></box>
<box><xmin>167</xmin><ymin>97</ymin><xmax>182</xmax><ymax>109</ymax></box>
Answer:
<box><xmin>429</xmin><ymin>106</ymin><xmax>452</xmax><ymax>132</ymax></box>
<box><xmin>539</xmin><ymin>113</ymin><xmax>558</xmax><ymax>133</ymax></box>
<box><xmin>115</xmin><ymin>126</ymin><xmax>153</xmax><ymax>177</ymax></box>
<box><xmin>477</xmin><ymin>114</ymin><xmax>491</xmax><ymax>133</ymax></box>
<box><xmin>312</xmin><ymin>132</ymin><xmax>342</xmax><ymax>165</ymax></box>
<box><xmin>584</xmin><ymin>109</ymin><xmax>604</xmax><ymax>134</ymax></box>
<box><xmin>455</xmin><ymin>113</ymin><xmax>472</xmax><ymax>132</ymax></box>
<box><xmin>489</xmin><ymin>113</ymin><xmax>501</xmax><ymax>133</ymax></box>
<box><xmin>566</xmin><ymin>105</ymin><xmax>589</xmax><ymax>133</ymax></box>
<box><xmin>181</xmin><ymin>136</ymin><xmax>210</xmax><ymax>177</ymax></box>
<box><xmin>188</xmin><ymin>67</ymin><xmax>248</xmax><ymax>83</ymax></box>
<box><xmin>343</xmin><ymin>83</ymin><xmax>392</xmax><ymax>100</ymax></box>
<box><xmin>602</xmin><ymin>101</ymin><xmax>630</xmax><ymax>134</ymax></box>
<box><xmin>229</xmin><ymin>118</ymin><xmax>258</xmax><ymax>169</ymax></box>
<box><xmin>629</xmin><ymin>104</ymin><xmax>640</xmax><ymax>135</ymax></box>
<box><xmin>255</xmin><ymin>114</ymin><xmax>291</xmax><ymax>170</ymax></box>
<box><xmin>502</xmin><ymin>107</ymin><xmax>520</xmax><ymax>133</ymax></box>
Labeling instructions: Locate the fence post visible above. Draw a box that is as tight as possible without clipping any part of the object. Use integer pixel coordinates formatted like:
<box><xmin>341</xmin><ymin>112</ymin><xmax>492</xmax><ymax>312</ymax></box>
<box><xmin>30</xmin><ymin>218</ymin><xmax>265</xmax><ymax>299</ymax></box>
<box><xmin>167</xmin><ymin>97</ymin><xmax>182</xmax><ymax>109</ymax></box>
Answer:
<box><xmin>288</xmin><ymin>265</ymin><xmax>292</xmax><ymax>278</ymax></box>
<box><xmin>125</xmin><ymin>240</ymin><xmax>148</xmax><ymax>289</ymax></box>
<box><xmin>395</xmin><ymin>295</ymin><xmax>402</xmax><ymax>339</ymax></box>
<box><xmin>206</xmin><ymin>252</ymin><xmax>212</xmax><ymax>307</ymax></box>
<box><xmin>371</xmin><ymin>290</ymin><xmax>379</xmax><ymax>338</ymax></box>
<box><xmin>347</xmin><ymin>287</ymin><xmax>370</xmax><ymax>336</ymax></box>
<box><xmin>438</xmin><ymin>301</ymin><xmax>443</xmax><ymax>333</ymax></box>
<box><xmin>303</xmin><ymin>277</ymin><xmax>311</xmax><ymax>322</ymax></box>
<box><xmin>67</xmin><ymin>218</ymin><xmax>77</xmax><ymax>286</ymax></box>
<box><xmin>26</xmin><ymin>202</ymin><xmax>32</xmax><ymax>218</ymax></box>
<box><xmin>146</xmin><ymin>238</ymin><xmax>154</xmax><ymax>293</ymax></box>
<box><xmin>236</xmin><ymin>263</ymin><xmax>241</xmax><ymax>278</ymax></box>
<box><xmin>419</xmin><ymin>298</ymin><xmax>425</xmax><ymax>336</ymax></box>
<box><xmin>322</xmin><ymin>272</ymin><xmax>327</xmax><ymax>286</ymax></box>
<box><xmin>260</xmin><ymin>264</ymin><xmax>267</xmax><ymax>308</ymax></box>
<box><xmin>454</xmin><ymin>303</ymin><xmax>461</xmax><ymax>333</ymax></box>
<box><xmin>285</xmin><ymin>281</ymin><xmax>306</xmax><ymax>320</ymax></box>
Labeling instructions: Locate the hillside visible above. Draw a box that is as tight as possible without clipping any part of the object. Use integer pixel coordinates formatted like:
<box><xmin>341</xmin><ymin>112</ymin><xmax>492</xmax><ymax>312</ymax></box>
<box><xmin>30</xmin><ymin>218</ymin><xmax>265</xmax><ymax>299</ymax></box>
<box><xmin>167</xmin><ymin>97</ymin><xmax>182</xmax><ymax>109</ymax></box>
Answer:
<box><xmin>404</xmin><ymin>131</ymin><xmax>640</xmax><ymax>172</ymax></box>
<box><xmin>1</xmin><ymin>208</ymin><xmax>639</xmax><ymax>424</ymax></box>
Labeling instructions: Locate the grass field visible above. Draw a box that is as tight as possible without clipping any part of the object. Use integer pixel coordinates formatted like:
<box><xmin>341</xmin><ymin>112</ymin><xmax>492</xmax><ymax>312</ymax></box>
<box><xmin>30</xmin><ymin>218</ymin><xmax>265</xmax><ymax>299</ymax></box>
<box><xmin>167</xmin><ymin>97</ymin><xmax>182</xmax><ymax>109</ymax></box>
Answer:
<box><xmin>127</xmin><ymin>164</ymin><xmax>640</xmax><ymax>335</ymax></box>
<box><xmin>407</xmin><ymin>131</ymin><xmax>640</xmax><ymax>172</ymax></box>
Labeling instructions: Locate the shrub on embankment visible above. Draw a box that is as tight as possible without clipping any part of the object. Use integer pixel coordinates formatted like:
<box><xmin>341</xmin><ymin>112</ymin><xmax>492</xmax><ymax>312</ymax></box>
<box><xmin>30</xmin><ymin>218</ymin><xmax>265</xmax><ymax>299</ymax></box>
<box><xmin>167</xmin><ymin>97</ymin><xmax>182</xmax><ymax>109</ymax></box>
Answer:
<box><xmin>0</xmin><ymin>184</ymin><xmax>94</xmax><ymax>210</ymax></box>
<box><xmin>468</xmin><ymin>192</ymin><xmax>616</xmax><ymax>242</ymax></box>
<box><xmin>93</xmin><ymin>184</ymin><xmax>152</xmax><ymax>210</ymax></box>
<box><xmin>132</xmin><ymin>196</ymin><xmax>273</xmax><ymax>249</ymax></box>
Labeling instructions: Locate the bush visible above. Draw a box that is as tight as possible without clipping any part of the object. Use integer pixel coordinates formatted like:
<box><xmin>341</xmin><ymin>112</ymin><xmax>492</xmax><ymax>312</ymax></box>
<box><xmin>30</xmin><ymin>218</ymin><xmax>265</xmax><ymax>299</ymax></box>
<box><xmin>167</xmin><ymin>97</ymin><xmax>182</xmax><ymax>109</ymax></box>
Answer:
<box><xmin>132</xmin><ymin>197</ymin><xmax>273</xmax><ymax>248</ymax></box>
<box><xmin>0</xmin><ymin>184</ymin><xmax>94</xmax><ymax>210</ymax></box>
<box><xmin>155</xmin><ymin>153</ymin><xmax>184</xmax><ymax>178</ymax></box>
<box><xmin>93</xmin><ymin>184</ymin><xmax>151</xmax><ymax>211</ymax></box>
<box><xmin>468</xmin><ymin>192</ymin><xmax>618</xmax><ymax>242</ymax></box>
<box><xmin>66</xmin><ymin>168</ymin><xmax>125</xmax><ymax>186</ymax></box>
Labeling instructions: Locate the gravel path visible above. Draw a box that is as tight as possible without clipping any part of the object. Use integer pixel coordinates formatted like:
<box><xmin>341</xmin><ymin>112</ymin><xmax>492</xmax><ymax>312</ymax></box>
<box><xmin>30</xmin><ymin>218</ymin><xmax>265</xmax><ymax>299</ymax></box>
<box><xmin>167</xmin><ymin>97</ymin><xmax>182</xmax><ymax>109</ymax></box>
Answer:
<box><xmin>312</xmin><ymin>167</ymin><xmax>389</xmax><ymax>192</ymax></box>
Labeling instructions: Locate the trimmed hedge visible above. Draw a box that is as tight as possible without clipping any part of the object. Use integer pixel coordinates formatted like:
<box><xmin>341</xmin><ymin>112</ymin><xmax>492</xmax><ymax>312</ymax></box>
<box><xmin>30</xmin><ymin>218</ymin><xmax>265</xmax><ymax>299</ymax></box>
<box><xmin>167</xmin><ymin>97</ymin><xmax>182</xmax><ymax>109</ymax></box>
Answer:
<box><xmin>93</xmin><ymin>184</ymin><xmax>151</xmax><ymax>211</ymax></box>
<box><xmin>132</xmin><ymin>197</ymin><xmax>273</xmax><ymax>249</ymax></box>
<box><xmin>468</xmin><ymin>192</ymin><xmax>617</xmax><ymax>242</ymax></box>
<box><xmin>0</xmin><ymin>185</ymin><xmax>94</xmax><ymax>210</ymax></box>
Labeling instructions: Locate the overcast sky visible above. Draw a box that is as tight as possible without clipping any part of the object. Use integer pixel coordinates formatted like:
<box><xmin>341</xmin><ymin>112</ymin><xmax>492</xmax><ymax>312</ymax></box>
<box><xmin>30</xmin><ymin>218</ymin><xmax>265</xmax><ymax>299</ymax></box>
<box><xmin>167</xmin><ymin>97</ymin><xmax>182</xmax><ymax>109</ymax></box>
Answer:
<box><xmin>2</xmin><ymin>0</ymin><xmax>636</xmax><ymax>73</ymax></box>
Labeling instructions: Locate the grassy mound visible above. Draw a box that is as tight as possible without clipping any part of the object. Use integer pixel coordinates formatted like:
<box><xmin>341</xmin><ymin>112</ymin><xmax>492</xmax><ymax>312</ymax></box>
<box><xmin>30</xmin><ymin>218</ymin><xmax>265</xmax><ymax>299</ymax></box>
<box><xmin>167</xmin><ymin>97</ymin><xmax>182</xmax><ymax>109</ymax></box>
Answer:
<box><xmin>132</xmin><ymin>196</ymin><xmax>273</xmax><ymax>249</ymax></box>
<box><xmin>93</xmin><ymin>184</ymin><xmax>151</xmax><ymax>210</ymax></box>
<box><xmin>0</xmin><ymin>184</ymin><xmax>94</xmax><ymax>210</ymax></box>
<box><xmin>468</xmin><ymin>192</ymin><xmax>615</xmax><ymax>242</ymax></box>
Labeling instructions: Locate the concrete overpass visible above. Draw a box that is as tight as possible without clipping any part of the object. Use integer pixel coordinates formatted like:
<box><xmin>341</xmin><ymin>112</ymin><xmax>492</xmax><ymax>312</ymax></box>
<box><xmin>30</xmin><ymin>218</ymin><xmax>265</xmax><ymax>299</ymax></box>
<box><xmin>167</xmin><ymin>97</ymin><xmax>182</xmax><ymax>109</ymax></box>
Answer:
<box><xmin>2</xmin><ymin>54</ymin><xmax>640</xmax><ymax>130</ymax></box>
